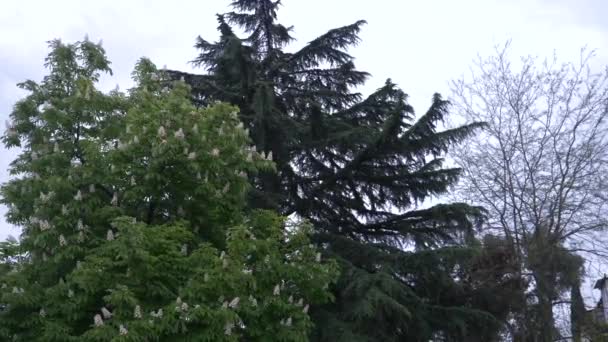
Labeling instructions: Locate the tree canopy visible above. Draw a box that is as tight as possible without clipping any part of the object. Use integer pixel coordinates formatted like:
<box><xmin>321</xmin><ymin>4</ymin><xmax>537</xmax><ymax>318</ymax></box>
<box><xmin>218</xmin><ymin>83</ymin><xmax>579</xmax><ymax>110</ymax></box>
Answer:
<box><xmin>0</xmin><ymin>39</ymin><xmax>337</xmax><ymax>341</ymax></box>
<box><xmin>165</xmin><ymin>1</ymin><xmax>512</xmax><ymax>340</ymax></box>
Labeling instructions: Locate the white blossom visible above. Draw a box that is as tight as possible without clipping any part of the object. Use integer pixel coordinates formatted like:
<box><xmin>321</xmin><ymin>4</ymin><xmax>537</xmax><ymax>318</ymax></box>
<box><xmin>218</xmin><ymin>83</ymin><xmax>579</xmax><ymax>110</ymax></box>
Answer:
<box><xmin>266</xmin><ymin>151</ymin><xmax>273</xmax><ymax>161</ymax></box>
<box><xmin>150</xmin><ymin>308</ymin><xmax>164</xmax><ymax>318</ymax></box>
<box><xmin>94</xmin><ymin>314</ymin><xmax>104</xmax><ymax>327</ymax></box>
<box><xmin>296</xmin><ymin>298</ymin><xmax>303</xmax><ymax>306</ymax></box>
<box><xmin>181</xmin><ymin>302</ymin><xmax>189</xmax><ymax>312</ymax></box>
<box><xmin>273</xmin><ymin>284</ymin><xmax>281</xmax><ymax>296</ymax></box>
<box><xmin>5</xmin><ymin>120</ymin><xmax>16</xmax><ymax>137</ymax></box>
<box><xmin>39</xmin><ymin>309</ymin><xmax>46</xmax><ymax>317</ymax></box>
<box><xmin>59</xmin><ymin>234</ymin><xmax>67</xmax><ymax>246</ymax></box>
<box><xmin>196</xmin><ymin>172</ymin><xmax>202</xmax><ymax>180</ymax></box>
<box><xmin>39</xmin><ymin>220</ymin><xmax>51</xmax><ymax>231</ymax></box>
<box><xmin>242</xmin><ymin>268</ymin><xmax>252</xmax><ymax>275</ymax></box>
<box><xmin>285</xmin><ymin>317</ymin><xmax>292</xmax><ymax>327</ymax></box>
<box><xmin>316</xmin><ymin>252</ymin><xmax>321</xmax><ymax>262</ymax></box>
<box><xmin>111</xmin><ymin>192</ymin><xmax>118</xmax><ymax>206</ymax></box>
<box><xmin>130</xmin><ymin>176</ymin><xmax>136</xmax><ymax>186</ymax></box>
<box><xmin>224</xmin><ymin>322</ymin><xmax>234</xmax><ymax>335</ymax></box>
<box><xmin>220</xmin><ymin>251</ymin><xmax>226</xmax><ymax>260</ymax></box>
<box><xmin>77</xmin><ymin>231</ymin><xmax>85</xmax><ymax>243</ymax></box>
<box><xmin>119</xmin><ymin>324</ymin><xmax>128</xmax><ymax>335</ymax></box>
<box><xmin>74</xmin><ymin>190</ymin><xmax>83</xmax><ymax>201</ymax></box>
<box><xmin>228</xmin><ymin>297</ymin><xmax>240</xmax><ymax>309</ymax></box>
<box><xmin>39</xmin><ymin>192</ymin><xmax>51</xmax><ymax>202</ymax></box>
<box><xmin>211</xmin><ymin>148</ymin><xmax>220</xmax><ymax>157</ymax></box>
<box><xmin>176</xmin><ymin>297</ymin><xmax>183</xmax><ymax>305</ymax></box>
<box><xmin>61</xmin><ymin>205</ymin><xmax>69</xmax><ymax>215</ymax></box>
<box><xmin>260</xmin><ymin>151</ymin><xmax>266</xmax><ymax>160</ymax></box>
<box><xmin>101</xmin><ymin>307</ymin><xmax>112</xmax><ymax>319</ymax></box>
<box><xmin>222</xmin><ymin>183</ymin><xmax>230</xmax><ymax>194</ymax></box>
<box><xmin>174</xmin><ymin>128</ymin><xmax>185</xmax><ymax>140</ymax></box>
<box><xmin>288</xmin><ymin>295</ymin><xmax>293</xmax><ymax>304</ymax></box>
<box><xmin>157</xmin><ymin>126</ymin><xmax>167</xmax><ymax>138</ymax></box>
<box><xmin>107</xmin><ymin>230</ymin><xmax>115</xmax><ymax>241</ymax></box>
<box><xmin>181</xmin><ymin>244</ymin><xmax>188</xmax><ymax>255</ymax></box>
<box><xmin>134</xmin><ymin>305</ymin><xmax>142</xmax><ymax>319</ymax></box>
<box><xmin>9</xmin><ymin>205</ymin><xmax>19</xmax><ymax>215</ymax></box>
<box><xmin>133</xmin><ymin>135</ymin><xmax>139</xmax><ymax>144</ymax></box>
<box><xmin>68</xmin><ymin>289</ymin><xmax>74</xmax><ymax>298</ymax></box>
<box><xmin>77</xmin><ymin>219</ymin><xmax>84</xmax><ymax>231</ymax></box>
<box><xmin>303</xmin><ymin>304</ymin><xmax>309</xmax><ymax>314</ymax></box>
<box><xmin>249</xmin><ymin>295</ymin><xmax>257</xmax><ymax>307</ymax></box>
<box><xmin>187</xmin><ymin>152</ymin><xmax>197</xmax><ymax>160</ymax></box>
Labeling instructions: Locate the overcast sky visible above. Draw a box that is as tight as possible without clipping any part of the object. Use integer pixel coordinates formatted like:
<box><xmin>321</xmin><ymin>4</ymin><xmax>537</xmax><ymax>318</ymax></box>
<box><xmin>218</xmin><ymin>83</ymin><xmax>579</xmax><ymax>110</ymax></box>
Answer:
<box><xmin>1</xmin><ymin>0</ymin><xmax>607</xmax><ymax>299</ymax></box>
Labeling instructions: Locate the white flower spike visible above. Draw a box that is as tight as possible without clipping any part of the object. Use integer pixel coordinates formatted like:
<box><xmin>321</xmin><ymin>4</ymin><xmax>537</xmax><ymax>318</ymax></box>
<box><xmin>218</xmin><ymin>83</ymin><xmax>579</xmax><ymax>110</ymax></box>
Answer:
<box><xmin>101</xmin><ymin>307</ymin><xmax>112</xmax><ymax>319</ymax></box>
<box><xmin>119</xmin><ymin>324</ymin><xmax>128</xmax><ymax>335</ymax></box>
<box><xmin>94</xmin><ymin>314</ymin><xmax>104</xmax><ymax>327</ymax></box>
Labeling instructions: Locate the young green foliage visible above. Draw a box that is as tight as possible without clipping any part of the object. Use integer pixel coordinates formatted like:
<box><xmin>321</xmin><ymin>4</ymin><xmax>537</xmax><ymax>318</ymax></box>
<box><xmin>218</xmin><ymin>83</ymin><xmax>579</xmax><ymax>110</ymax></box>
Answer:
<box><xmin>0</xmin><ymin>39</ymin><xmax>337</xmax><ymax>341</ymax></box>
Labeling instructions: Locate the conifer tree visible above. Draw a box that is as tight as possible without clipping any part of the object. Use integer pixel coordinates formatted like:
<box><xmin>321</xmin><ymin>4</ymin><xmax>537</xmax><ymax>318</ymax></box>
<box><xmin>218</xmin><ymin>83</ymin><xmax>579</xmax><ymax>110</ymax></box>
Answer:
<box><xmin>0</xmin><ymin>39</ymin><xmax>337</xmax><ymax>341</ymax></box>
<box><xmin>167</xmin><ymin>1</ymin><xmax>497</xmax><ymax>340</ymax></box>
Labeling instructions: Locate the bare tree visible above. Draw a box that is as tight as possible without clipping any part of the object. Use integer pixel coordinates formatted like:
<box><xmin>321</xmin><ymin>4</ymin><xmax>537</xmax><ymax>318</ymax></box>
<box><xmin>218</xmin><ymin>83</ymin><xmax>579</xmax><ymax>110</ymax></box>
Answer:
<box><xmin>451</xmin><ymin>42</ymin><xmax>608</xmax><ymax>341</ymax></box>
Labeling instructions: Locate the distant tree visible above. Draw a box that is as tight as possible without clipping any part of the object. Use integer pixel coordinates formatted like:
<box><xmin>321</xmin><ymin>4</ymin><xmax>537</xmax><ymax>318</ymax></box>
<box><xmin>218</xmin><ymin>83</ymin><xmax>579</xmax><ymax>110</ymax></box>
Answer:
<box><xmin>451</xmin><ymin>42</ymin><xmax>608</xmax><ymax>341</ymax></box>
<box><xmin>0</xmin><ymin>39</ymin><xmax>337</xmax><ymax>341</ymax></box>
<box><xmin>165</xmin><ymin>1</ymin><xmax>516</xmax><ymax>340</ymax></box>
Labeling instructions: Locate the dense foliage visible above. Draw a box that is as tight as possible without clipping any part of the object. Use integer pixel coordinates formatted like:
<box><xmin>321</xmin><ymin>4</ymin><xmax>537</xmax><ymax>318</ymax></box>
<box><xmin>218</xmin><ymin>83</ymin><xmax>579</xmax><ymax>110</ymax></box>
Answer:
<box><xmin>0</xmin><ymin>39</ymin><xmax>337</xmax><ymax>341</ymax></box>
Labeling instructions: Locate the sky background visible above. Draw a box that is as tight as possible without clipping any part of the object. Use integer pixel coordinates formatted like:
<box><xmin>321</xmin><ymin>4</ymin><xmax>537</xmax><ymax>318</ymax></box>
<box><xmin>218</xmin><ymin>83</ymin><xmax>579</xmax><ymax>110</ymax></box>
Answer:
<box><xmin>1</xmin><ymin>0</ymin><xmax>607</xmax><ymax>302</ymax></box>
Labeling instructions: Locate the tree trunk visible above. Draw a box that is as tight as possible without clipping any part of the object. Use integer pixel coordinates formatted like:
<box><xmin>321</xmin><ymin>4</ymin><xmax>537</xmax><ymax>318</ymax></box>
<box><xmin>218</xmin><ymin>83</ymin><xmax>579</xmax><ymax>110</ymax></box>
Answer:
<box><xmin>535</xmin><ymin>272</ymin><xmax>555</xmax><ymax>342</ymax></box>
<box><xmin>570</xmin><ymin>282</ymin><xmax>585</xmax><ymax>342</ymax></box>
